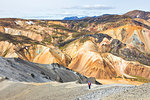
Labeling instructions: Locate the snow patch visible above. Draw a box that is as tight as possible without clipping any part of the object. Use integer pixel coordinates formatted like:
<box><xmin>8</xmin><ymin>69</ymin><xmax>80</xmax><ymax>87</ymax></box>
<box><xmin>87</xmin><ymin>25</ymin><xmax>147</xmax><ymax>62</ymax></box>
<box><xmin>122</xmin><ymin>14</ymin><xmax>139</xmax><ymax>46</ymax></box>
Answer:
<box><xmin>4</xmin><ymin>28</ymin><xmax>9</xmax><ymax>32</ymax></box>
<box><xmin>26</xmin><ymin>21</ymin><xmax>34</xmax><ymax>25</ymax></box>
<box><xmin>15</xmin><ymin>21</ymin><xmax>22</xmax><ymax>25</ymax></box>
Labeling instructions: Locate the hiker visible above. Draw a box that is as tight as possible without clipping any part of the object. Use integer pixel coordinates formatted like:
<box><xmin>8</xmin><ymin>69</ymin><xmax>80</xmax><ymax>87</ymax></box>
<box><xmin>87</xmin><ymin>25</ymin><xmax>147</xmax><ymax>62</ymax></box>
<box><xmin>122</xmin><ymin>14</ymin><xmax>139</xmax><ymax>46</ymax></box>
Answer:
<box><xmin>88</xmin><ymin>81</ymin><xmax>91</xmax><ymax>89</ymax></box>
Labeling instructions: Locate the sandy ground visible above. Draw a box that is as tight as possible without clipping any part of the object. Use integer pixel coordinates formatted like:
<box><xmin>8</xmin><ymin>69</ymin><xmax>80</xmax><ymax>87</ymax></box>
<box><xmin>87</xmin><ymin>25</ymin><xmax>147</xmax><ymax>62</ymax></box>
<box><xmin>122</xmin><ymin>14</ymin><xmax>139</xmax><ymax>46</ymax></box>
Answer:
<box><xmin>0</xmin><ymin>80</ymin><xmax>136</xmax><ymax>100</ymax></box>
<box><xmin>0</xmin><ymin>80</ymin><xmax>97</xmax><ymax>100</ymax></box>
<box><xmin>1</xmin><ymin>79</ymin><xmax>150</xmax><ymax>100</ymax></box>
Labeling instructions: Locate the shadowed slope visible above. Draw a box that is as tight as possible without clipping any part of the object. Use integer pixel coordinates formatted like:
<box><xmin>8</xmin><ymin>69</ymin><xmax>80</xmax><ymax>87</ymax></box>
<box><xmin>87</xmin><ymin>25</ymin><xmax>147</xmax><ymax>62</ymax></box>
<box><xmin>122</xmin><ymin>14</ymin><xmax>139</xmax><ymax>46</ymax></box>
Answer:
<box><xmin>0</xmin><ymin>56</ymin><xmax>90</xmax><ymax>83</ymax></box>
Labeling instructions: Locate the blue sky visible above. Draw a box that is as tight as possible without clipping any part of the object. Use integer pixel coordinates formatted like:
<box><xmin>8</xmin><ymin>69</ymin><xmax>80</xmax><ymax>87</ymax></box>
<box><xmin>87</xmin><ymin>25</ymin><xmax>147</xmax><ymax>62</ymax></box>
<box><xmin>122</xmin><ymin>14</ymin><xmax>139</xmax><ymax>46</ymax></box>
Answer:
<box><xmin>0</xmin><ymin>0</ymin><xmax>149</xmax><ymax>19</ymax></box>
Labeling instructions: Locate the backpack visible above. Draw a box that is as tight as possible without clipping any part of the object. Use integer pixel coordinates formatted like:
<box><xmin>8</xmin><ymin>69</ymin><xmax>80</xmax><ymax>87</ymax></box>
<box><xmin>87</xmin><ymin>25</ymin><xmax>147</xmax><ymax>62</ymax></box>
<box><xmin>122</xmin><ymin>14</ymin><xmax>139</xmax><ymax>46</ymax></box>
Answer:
<box><xmin>88</xmin><ymin>82</ymin><xmax>91</xmax><ymax>86</ymax></box>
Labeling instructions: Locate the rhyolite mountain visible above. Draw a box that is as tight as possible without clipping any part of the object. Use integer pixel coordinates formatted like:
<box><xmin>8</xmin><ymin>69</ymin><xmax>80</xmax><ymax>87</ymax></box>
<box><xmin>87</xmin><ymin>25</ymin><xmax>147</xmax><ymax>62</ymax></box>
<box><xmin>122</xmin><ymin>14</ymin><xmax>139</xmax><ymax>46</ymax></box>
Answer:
<box><xmin>0</xmin><ymin>10</ymin><xmax>150</xmax><ymax>82</ymax></box>
<box><xmin>124</xmin><ymin>10</ymin><xmax>150</xmax><ymax>21</ymax></box>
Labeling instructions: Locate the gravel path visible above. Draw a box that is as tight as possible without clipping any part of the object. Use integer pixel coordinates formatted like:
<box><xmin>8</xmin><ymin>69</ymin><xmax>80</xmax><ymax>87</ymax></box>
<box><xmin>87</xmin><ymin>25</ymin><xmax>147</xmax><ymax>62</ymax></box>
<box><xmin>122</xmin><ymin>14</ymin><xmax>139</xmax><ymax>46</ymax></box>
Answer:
<box><xmin>103</xmin><ymin>83</ymin><xmax>150</xmax><ymax>100</ymax></box>
<box><xmin>75</xmin><ymin>84</ymin><xmax>135</xmax><ymax>100</ymax></box>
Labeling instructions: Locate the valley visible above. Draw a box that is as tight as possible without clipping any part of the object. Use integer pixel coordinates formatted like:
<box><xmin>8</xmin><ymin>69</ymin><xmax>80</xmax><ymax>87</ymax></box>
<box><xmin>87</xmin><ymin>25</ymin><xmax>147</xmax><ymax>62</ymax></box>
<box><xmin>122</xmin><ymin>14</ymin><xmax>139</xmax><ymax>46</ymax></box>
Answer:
<box><xmin>0</xmin><ymin>10</ymin><xmax>150</xmax><ymax>100</ymax></box>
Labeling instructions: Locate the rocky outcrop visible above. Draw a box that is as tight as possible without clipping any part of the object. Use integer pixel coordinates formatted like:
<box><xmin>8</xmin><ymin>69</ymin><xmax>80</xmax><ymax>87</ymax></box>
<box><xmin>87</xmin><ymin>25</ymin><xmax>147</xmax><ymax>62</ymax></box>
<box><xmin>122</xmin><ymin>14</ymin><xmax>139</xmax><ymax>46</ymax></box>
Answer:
<box><xmin>110</xmin><ymin>39</ymin><xmax>150</xmax><ymax>66</ymax></box>
<box><xmin>0</xmin><ymin>56</ymin><xmax>94</xmax><ymax>83</ymax></box>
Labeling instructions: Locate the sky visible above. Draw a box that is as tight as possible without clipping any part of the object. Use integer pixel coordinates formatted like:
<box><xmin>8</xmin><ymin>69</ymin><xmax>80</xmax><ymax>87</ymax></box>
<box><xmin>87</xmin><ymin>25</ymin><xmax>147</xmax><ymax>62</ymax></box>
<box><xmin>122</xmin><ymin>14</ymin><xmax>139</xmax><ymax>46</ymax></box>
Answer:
<box><xmin>0</xmin><ymin>0</ymin><xmax>149</xmax><ymax>19</ymax></box>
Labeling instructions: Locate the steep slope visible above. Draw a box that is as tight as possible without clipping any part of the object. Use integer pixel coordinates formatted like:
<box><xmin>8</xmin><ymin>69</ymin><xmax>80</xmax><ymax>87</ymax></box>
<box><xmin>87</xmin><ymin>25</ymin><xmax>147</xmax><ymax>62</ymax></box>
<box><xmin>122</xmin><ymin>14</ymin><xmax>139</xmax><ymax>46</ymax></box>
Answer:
<box><xmin>0</xmin><ymin>19</ymin><xmax>75</xmax><ymax>65</ymax></box>
<box><xmin>59</xmin><ymin>33</ymin><xmax>150</xmax><ymax>80</ymax></box>
<box><xmin>125</xmin><ymin>10</ymin><xmax>150</xmax><ymax>21</ymax></box>
<box><xmin>0</xmin><ymin>56</ymin><xmax>89</xmax><ymax>83</ymax></box>
<box><xmin>99</xmin><ymin>25</ymin><xmax>150</xmax><ymax>53</ymax></box>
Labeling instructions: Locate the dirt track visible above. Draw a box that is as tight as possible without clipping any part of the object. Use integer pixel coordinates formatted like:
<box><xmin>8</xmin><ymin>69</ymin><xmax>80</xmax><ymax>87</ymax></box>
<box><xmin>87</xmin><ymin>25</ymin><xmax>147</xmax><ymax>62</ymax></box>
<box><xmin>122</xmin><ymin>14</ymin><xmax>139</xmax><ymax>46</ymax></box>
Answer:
<box><xmin>0</xmin><ymin>80</ymin><xmax>137</xmax><ymax>100</ymax></box>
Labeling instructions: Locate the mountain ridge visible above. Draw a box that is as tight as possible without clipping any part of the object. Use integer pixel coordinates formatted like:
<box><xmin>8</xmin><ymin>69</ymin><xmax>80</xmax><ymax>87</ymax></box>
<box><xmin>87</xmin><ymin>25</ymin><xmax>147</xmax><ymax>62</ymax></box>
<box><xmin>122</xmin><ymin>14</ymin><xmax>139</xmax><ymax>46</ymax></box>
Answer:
<box><xmin>124</xmin><ymin>10</ymin><xmax>150</xmax><ymax>20</ymax></box>
<box><xmin>0</xmin><ymin>10</ymin><xmax>150</xmax><ymax>82</ymax></box>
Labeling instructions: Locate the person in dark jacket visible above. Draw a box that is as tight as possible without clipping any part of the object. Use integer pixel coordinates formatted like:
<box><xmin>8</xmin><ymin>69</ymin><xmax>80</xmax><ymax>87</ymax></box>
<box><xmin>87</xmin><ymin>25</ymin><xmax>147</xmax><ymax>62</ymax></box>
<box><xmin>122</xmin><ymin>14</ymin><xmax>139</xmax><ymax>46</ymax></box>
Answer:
<box><xmin>88</xmin><ymin>81</ymin><xmax>91</xmax><ymax>89</ymax></box>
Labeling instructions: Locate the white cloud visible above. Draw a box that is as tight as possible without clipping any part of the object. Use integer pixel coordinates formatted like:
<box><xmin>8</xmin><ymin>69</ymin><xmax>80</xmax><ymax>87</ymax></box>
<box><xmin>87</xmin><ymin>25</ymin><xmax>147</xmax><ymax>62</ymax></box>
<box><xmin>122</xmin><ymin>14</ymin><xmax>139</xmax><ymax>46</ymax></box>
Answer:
<box><xmin>64</xmin><ymin>4</ymin><xmax>114</xmax><ymax>10</ymax></box>
<box><xmin>82</xmin><ymin>5</ymin><xmax>114</xmax><ymax>10</ymax></box>
<box><xmin>0</xmin><ymin>3</ymin><xmax>114</xmax><ymax>19</ymax></box>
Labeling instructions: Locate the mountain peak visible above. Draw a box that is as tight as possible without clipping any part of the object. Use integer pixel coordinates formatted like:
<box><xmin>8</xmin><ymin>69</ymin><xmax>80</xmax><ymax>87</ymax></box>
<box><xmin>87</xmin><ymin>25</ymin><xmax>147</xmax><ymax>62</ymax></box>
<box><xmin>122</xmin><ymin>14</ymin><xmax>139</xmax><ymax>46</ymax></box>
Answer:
<box><xmin>124</xmin><ymin>10</ymin><xmax>150</xmax><ymax>20</ymax></box>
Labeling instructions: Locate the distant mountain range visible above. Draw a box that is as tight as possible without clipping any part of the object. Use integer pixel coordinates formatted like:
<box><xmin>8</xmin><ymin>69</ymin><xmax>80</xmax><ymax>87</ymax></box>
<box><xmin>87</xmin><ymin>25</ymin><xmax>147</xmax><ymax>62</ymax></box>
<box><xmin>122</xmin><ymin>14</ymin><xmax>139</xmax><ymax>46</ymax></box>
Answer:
<box><xmin>63</xmin><ymin>10</ymin><xmax>150</xmax><ymax>21</ymax></box>
<box><xmin>62</xmin><ymin>14</ymin><xmax>112</xmax><ymax>20</ymax></box>
<box><xmin>63</xmin><ymin>16</ymin><xmax>88</xmax><ymax>20</ymax></box>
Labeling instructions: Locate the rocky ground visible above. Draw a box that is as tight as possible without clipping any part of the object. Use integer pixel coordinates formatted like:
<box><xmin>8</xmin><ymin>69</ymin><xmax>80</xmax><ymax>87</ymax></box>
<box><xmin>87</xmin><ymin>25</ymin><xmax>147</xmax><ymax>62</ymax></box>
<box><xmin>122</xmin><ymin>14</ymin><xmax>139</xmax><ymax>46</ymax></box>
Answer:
<box><xmin>76</xmin><ymin>84</ymin><xmax>135</xmax><ymax>100</ymax></box>
<box><xmin>103</xmin><ymin>83</ymin><xmax>150</xmax><ymax>100</ymax></box>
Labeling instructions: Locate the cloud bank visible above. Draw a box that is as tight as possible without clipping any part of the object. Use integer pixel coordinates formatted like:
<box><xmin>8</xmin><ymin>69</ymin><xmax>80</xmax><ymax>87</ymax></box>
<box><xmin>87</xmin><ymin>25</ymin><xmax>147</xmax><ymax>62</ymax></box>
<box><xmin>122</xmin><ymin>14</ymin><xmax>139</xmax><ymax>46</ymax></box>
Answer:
<box><xmin>0</xmin><ymin>4</ymin><xmax>114</xmax><ymax>19</ymax></box>
<box><xmin>64</xmin><ymin>4</ymin><xmax>114</xmax><ymax>10</ymax></box>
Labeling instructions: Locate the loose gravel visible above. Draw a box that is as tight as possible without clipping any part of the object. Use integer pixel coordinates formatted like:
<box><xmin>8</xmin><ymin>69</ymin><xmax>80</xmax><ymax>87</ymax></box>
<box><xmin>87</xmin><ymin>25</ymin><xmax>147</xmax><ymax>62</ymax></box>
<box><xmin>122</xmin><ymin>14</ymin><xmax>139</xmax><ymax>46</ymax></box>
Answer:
<box><xmin>75</xmin><ymin>84</ymin><xmax>135</xmax><ymax>100</ymax></box>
